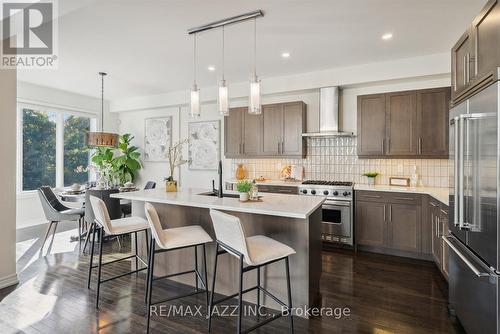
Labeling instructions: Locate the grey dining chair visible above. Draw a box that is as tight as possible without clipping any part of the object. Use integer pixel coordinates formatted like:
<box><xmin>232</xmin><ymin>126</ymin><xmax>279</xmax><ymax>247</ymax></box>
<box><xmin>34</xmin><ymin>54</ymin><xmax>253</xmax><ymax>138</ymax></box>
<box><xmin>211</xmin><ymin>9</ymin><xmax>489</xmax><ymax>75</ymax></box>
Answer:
<box><xmin>38</xmin><ymin>186</ymin><xmax>85</xmax><ymax>251</ymax></box>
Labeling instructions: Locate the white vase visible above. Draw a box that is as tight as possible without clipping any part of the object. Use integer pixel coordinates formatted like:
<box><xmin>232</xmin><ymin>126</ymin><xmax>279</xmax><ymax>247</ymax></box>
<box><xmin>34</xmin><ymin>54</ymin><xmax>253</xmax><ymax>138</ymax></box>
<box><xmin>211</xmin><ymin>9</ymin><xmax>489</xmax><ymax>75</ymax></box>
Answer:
<box><xmin>239</xmin><ymin>192</ymin><xmax>249</xmax><ymax>202</ymax></box>
<box><xmin>367</xmin><ymin>177</ymin><xmax>375</xmax><ymax>186</ymax></box>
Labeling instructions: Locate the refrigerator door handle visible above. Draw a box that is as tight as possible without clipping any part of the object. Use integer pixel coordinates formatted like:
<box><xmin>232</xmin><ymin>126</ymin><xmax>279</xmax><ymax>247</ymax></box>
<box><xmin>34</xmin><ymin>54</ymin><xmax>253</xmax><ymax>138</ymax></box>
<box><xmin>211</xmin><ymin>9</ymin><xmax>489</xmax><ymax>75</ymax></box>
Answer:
<box><xmin>443</xmin><ymin>235</ymin><xmax>493</xmax><ymax>278</ymax></box>
<box><xmin>453</xmin><ymin>116</ymin><xmax>460</xmax><ymax>227</ymax></box>
<box><xmin>458</xmin><ymin>115</ymin><xmax>465</xmax><ymax>229</ymax></box>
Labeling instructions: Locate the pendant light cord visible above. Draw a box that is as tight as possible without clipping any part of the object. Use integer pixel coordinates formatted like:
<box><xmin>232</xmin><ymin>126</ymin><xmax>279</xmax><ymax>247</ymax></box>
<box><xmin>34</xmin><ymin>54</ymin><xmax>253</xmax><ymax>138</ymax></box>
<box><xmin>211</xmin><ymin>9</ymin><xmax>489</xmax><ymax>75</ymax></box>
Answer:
<box><xmin>193</xmin><ymin>33</ymin><xmax>197</xmax><ymax>85</ymax></box>
<box><xmin>222</xmin><ymin>26</ymin><xmax>225</xmax><ymax>81</ymax></box>
<box><xmin>100</xmin><ymin>73</ymin><xmax>104</xmax><ymax>131</ymax></box>
<box><xmin>253</xmin><ymin>18</ymin><xmax>257</xmax><ymax>78</ymax></box>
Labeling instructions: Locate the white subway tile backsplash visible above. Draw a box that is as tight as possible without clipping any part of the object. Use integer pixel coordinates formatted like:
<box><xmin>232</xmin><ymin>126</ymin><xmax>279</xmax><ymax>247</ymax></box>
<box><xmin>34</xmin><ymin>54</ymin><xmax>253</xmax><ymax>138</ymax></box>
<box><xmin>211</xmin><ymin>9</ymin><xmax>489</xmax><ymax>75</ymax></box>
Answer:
<box><xmin>231</xmin><ymin>137</ymin><xmax>450</xmax><ymax>188</ymax></box>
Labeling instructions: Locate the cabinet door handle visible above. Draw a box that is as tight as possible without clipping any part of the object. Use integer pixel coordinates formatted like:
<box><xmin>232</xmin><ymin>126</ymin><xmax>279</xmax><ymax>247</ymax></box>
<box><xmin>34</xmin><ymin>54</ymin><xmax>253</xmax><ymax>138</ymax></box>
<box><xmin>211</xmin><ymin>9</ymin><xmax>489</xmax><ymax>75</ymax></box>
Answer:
<box><xmin>242</xmin><ymin>142</ymin><xmax>245</xmax><ymax>153</ymax></box>
<box><xmin>418</xmin><ymin>137</ymin><xmax>422</xmax><ymax>155</ymax></box>
<box><xmin>463</xmin><ymin>55</ymin><xmax>467</xmax><ymax>85</ymax></box>
<box><xmin>363</xmin><ymin>194</ymin><xmax>381</xmax><ymax>198</ymax></box>
<box><xmin>440</xmin><ymin>209</ymin><xmax>448</xmax><ymax>215</ymax></box>
<box><xmin>278</xmin><ymin>142</ymin><xmax>281</xmax><ymax>154</ymax></box>
<box><xmin>383</xmin><ymin>205</ymin><xmax>386</xmax><ymax>221</ymax></box>
<box><xmin>394</xmin><ymin>196</ymin><xmax>413</xmax><ymax>201</ymax></box>
<box><xmin>466</xmin><ymin>53</ymin><xmax>471</xmax><ymax>83</ymax></box>
<box><xmin>382</xmin><ymin>139</ymin><xmax>384</xmax><ymax>154</ymax></box>
<box><xmin>281</xmin><ymin>141</ymin><xmax>284</xmax><ymax>154</ymax></box>
<box><xmin>389</xmin><ymin>205</ymin><xmax>392</xmax><ymax>221</ymax></box>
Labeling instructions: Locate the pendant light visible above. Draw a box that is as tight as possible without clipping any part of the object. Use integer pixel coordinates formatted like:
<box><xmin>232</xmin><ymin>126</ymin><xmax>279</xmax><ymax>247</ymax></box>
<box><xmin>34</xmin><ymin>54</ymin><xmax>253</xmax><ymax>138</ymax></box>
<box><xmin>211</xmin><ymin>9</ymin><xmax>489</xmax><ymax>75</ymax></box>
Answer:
<box><xmin>86</xmin><ymin>72</ymin><xmax>118</xmax><ymax>147</ymax></box>
<box><xmin>218</xmin><ymin>26</ymin><xmax>229</xmax><ymax>116</ymax></box>
<box><xmin>190</xmin><ymin>33</ymin><xmax>201</xmax><ymax>118</ymax></box>
<box><xmin>248</xmin><ymin>18</ymin><xmax>261</xmax><ymax>115</ymax></box>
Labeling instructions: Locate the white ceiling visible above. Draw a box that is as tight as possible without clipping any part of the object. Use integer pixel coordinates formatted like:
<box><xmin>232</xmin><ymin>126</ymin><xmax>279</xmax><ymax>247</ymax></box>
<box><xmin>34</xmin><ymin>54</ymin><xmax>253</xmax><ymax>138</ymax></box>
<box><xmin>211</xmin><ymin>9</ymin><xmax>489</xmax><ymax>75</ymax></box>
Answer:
<box><xmin>17</xmin><ymin>0</ymin><xmax>486</xmax><ymax>100</ymax></box>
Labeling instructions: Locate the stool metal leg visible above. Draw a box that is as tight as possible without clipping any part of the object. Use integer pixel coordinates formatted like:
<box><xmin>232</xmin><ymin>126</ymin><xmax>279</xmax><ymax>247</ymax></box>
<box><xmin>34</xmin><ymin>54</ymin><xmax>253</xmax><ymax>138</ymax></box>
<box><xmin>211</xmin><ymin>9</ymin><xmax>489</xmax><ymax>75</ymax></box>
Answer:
<box><xmin>208</xmin><ymin>244</ymin><xmax>219</xmax><ymax>332</ymax></box>
<box><xmin>237</xmin><ymin>255</ymin><xmax>244</xmax><ymax>334</ymax></box>
<box><xmin>134</xmin><ymin>231</ymin><xmax>139</xmax><ymax>276</ymax></box>
<box><xmin>87</xmin><ymin>223</ymin><xmax>96</xmax><ymax>289</ymax></box>
<box><xmin>96</xmin><ymin>227</ymin><xmax>104</xmax><ymax>309</ymax></box>
<box><xmin>202</xmin><ymin>243</ymin><xmax>209</xmax><ymax>308</ymax></box>
<box><xmin>285</xmin><ymin>257</ymin><xmax>294</xmax><ymax>334</ymax></box>
<box><xmin>146</xmin><ymin>236</ymin><xmax>156</xmax><ymax>334</ymax></box>
<box><xmin>257</xmin><ymin>267</ymin><xmax>261</xmax><ymax>310</ymax></box>
<box><xmin>194</xmin><ymin>245</ymin><xmax>199</xmax><ymax>291</ymax></box>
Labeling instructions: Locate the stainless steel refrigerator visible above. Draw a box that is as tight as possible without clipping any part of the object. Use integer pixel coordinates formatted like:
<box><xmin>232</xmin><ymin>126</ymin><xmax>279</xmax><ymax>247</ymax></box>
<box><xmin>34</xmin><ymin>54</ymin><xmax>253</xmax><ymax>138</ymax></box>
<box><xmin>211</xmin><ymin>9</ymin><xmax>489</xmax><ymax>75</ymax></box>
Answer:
<box><xmin>446</xmin><ymin>79</ymin><xmax>499</xmax><ymax>334</ymax></box>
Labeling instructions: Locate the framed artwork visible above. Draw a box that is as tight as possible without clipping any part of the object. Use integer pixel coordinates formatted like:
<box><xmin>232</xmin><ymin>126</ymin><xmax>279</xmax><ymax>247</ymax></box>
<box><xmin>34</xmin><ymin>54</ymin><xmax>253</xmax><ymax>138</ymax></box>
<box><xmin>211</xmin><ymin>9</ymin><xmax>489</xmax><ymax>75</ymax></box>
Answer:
<box><xmin>188</xmin><ymin>120</ymin><xmax>220</xmax><ymax>170</ymax></box>
<box><xmin>144</xmin><ymin>117</ymin><xmax>172</xmax><ymax>162</ymax></box>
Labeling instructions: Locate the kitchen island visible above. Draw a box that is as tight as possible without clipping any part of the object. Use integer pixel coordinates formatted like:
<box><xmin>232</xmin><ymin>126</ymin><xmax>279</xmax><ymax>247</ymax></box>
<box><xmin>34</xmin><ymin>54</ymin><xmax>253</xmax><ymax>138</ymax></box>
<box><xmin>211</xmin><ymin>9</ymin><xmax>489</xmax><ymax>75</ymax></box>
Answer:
<box><xmin>111</xmin><ymin>188</ymin><xmax>324</xmax><ymax>313</ymax></box>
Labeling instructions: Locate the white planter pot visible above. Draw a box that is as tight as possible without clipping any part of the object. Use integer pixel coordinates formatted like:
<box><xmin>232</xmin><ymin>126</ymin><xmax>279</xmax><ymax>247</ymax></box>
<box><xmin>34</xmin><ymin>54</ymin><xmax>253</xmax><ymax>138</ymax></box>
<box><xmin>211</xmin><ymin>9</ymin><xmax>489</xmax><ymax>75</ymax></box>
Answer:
<box><xmin>367</xmin><ymin>177</ymin><xmax>376</xmax><ymax>186</ymax></box>
<box><xmin>239</xmin><ymin>192</ymin><xmax>249</xmax><ymax>202</ymax></box>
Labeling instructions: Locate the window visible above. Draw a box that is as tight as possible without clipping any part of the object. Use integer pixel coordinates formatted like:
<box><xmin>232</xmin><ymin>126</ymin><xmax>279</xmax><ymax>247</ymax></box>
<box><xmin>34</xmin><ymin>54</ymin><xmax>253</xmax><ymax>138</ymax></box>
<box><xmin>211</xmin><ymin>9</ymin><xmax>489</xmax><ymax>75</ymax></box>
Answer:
<box><xmin>18</xmin><ymin>104</ymin><xmax>97</xmax><ymax>192</ymax></box>
<box><xmin>64</xmin><ymin>114</ymin><xmax>90</xmax><ymax>186</ymax></box>
<box><xmin>22</xmin><ymin>109</ymin><xmax>57</xmax><ymax>191</ymax></box>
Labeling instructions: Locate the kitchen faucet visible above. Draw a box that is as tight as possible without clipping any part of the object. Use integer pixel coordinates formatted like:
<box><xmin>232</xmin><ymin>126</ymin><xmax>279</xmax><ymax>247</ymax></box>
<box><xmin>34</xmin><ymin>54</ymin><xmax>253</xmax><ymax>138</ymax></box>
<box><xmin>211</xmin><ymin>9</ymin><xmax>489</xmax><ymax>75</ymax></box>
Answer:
<box><xmin>212</xmin><ymin>160</ymin><xmax>223</xmax><ymax>198</ymax></box>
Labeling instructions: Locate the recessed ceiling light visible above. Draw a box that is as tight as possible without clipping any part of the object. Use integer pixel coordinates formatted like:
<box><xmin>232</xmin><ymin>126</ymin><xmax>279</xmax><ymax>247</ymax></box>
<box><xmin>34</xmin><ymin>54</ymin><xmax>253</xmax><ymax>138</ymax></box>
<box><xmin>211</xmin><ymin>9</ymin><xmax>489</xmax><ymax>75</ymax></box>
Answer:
<box><xmin>281</xmin><ymin>52</ymin><xmax>290</xmax><ymax>59</ymax></box>
<box><xmin>207</xmin><ymin>65</ymin><xmax>216</xmax><ymax>71</ymax></box>
<box><xmin>382</xmin><ymin>33</ymin><xmax>393</xmax><ymax>40</ymax></box>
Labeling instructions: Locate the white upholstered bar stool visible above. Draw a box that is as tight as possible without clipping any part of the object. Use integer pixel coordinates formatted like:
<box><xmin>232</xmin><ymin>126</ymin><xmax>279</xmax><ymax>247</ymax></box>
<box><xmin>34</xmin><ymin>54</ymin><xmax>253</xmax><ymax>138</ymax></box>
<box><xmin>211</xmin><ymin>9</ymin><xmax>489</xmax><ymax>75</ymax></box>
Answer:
<box><xmin>88</xmin><ymin>196</ymin><xmax>150</xmax><ymax>308</ymax></box>
<box><xmin>208</xmin><ymin>209</ymin><xmax>296</xmax><ymax>334</ymax></box>
<box><xmin>144</xmin><ymin>202</ymin><xmax>213</xmax><ymax>333</ymax></box>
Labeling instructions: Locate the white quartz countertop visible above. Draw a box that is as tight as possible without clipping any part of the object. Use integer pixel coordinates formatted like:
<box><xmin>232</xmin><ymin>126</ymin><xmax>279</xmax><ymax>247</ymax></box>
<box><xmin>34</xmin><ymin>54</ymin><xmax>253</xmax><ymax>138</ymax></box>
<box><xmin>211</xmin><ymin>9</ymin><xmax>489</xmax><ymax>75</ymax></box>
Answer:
<box><xmin>354</xmin><ymin>184</ymin><xmax>449</xmax><ymax>206</ymax></box>
<box><xmin>111</xmin><ymin>188</ymin><xmax>324</xmax><ymax>219</ymax></box>
<box><xmin>226</xmin><ymin>179</ymin><xmax>303</xmax><ymax>187</ymax></box>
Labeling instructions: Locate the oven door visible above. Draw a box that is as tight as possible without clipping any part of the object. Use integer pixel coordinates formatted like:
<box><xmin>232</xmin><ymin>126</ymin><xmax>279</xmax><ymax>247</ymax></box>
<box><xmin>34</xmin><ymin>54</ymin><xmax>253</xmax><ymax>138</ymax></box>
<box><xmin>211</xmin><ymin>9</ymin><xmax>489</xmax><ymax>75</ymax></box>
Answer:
<box><xmin>322</xmin><ymin>200</ymin><xmax>352</xmax><ymax>241</ymax></box>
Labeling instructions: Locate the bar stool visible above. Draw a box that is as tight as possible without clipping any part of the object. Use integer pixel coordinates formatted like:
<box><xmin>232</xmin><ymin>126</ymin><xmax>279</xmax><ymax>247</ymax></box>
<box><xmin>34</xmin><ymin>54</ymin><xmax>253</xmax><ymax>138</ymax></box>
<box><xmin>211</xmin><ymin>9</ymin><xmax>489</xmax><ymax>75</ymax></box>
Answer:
<box><xmin>208</xmin><ymin>209</ymin><xmax>296</xmax><ymax>334</ymax></box>
<box><xmin>88</xmin><ymin>196</ymin><xmax>150</xmax><ymax>308</ymax></box>
<box><xmin>144</xmin><ymin>202</ymin><xmax>213</xmax><ymax>333</ymax></box>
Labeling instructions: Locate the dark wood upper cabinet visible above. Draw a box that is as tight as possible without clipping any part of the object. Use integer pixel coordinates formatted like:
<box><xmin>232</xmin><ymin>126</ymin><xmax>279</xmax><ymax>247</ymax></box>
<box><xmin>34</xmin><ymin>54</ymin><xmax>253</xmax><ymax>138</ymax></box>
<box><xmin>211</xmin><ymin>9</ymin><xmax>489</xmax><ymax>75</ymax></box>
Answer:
<box><xmin>224</xmin><ymin>107</ymin><xmax>245</xmax><ymax>158</ymax></box>
<box><xmin>417</xmin><ymin>88</ymin><xmax>450</xmax><ymax>158</ymax></box>
<box><xmin>281</xmin><ymin>102</ymin><xmax>306</xmax><ymax>156</ymax></box>
<box><xmin>357</xmin><ymin>94</ymin><xmax>386</xmax><ymax>156</ymax></box>
<box><xmin>357</xmin><ymin>88</ymin><xmax>449</xmax><ymax>158</ymax></box>
<box><xmin>385</xmin><ymin>91</ymin><xmax>417</xmax><ymax>156</ymax></box>
<box><xmin>243</xmin><ymin>112</ymin><xmax>263</xmax><ymax>156</ymax></box>
<box><xmin>224</xmin><ymin>102</ymin><xmax>306</xmax><ymax>158</ymax></box>
<box><xmin>451</xmin><ymin>0</ymin><xmax>500</xmax><ymax>105</ymax></box>
<box><xmin>262</xmin><ymin>104</ymin><xmax>283</xmax><ymax>156</ymax></box>
<box><xmin>451</xmin><ymin>29</ymin><xmax>474</xmax><ymax>101</ymax></box>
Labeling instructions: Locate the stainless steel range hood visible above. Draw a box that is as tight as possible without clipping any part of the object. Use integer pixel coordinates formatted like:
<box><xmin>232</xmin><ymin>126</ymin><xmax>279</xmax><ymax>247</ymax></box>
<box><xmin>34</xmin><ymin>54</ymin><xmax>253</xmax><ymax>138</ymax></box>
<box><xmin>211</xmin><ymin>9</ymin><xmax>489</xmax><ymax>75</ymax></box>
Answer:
<box><xmin>302</xmin><ymin>87</ymin><xmax>354</xmax><ymax>137</ymax></box>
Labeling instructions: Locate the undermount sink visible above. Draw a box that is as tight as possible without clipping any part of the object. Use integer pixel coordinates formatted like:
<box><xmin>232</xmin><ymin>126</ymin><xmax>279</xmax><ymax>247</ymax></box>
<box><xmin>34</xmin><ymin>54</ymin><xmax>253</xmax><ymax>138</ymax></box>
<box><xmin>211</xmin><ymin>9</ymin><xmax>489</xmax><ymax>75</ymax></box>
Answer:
<box><xmin>198</xmin><ymin>191</ymin><xmax>240</xmax><ymax>198</ymax></box>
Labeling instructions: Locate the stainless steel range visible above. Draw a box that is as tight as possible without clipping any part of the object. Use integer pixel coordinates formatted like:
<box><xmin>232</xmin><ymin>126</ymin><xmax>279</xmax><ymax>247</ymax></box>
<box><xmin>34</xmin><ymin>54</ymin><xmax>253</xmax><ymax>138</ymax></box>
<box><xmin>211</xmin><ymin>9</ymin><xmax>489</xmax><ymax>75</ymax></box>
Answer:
<box><xmin>298</xmin><ymin>180</ymin><xmax>353</xmax><ymax>246</ymax></box>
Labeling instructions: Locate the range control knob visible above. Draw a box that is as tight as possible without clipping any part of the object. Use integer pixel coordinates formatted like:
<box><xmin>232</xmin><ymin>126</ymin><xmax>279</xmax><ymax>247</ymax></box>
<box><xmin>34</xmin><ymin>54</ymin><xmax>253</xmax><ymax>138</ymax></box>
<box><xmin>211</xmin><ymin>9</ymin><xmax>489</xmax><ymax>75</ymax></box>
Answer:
<box><xmin>333</xmin><ymin>191</ymin><xmax>339</xmax><ymax>196</ymax></box>
<box><xmin>311</xmin><ymin>190</ymin><xmax>316</xmax><ymax>195</ymax></box>
<box><xmin>323</xmin><ymin>190</ymin><xmax>329</xmax><ymax>196</ymax></box>
<box><xmin>302</xmin><ymin>189</ymin><xmax>308</xmax><ymax>194</ymax></box>
<box><xmin>343</xmin><ymin>191</ymin><xmax>349</xmax><ymax>197</ymax></box>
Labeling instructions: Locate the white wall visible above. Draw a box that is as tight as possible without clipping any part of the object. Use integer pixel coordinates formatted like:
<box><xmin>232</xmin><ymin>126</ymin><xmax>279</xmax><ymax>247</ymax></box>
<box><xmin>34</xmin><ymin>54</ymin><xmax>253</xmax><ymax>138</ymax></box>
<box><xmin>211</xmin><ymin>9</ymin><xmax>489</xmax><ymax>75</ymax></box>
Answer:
<box><xmin>0</xmin><ymin>47</ymin><xmax>18</xmax><ymax>288</ymax></box>
<box><xmin>16</xmin><ymin>82</ymin><xmax>119</xmax><ymax>228</ymax></box>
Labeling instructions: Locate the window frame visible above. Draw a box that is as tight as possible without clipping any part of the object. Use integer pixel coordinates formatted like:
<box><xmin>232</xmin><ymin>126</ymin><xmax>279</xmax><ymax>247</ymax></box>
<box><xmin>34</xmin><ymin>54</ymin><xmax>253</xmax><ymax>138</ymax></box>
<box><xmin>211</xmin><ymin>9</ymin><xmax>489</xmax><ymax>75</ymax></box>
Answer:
<box><xmin>17</xmin><ymin>101</ymin><xmax>98</xmax><ymax>195</ymax></box>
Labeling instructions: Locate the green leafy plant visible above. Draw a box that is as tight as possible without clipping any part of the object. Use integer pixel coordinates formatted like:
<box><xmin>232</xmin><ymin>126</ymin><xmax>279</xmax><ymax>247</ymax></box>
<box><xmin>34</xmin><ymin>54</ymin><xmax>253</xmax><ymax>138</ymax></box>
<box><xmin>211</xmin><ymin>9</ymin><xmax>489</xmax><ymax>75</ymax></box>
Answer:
<box><xmin>90</xmin><ymin>134</ymin><xmax>142</xmax><ymax>185</ymax></box>
<box><xmin>362</xmin><ymin>171</ymin><xmax>379</xmax><ymax>178</ymax></box>
<box><xmin>112</xmin><ymin>134</ymin><xmax>141</xmax><ymax>184</ymax></box>
<box><xmin>236</xmin><ymin>180</ymin><xmax>253</xmax><ymax>193</ymax></box>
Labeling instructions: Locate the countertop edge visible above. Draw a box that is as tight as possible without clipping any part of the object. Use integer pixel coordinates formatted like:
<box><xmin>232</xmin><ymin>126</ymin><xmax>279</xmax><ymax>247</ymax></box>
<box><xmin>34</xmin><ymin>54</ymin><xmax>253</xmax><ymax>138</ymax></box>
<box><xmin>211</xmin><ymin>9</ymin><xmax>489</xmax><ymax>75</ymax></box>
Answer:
<box><xmin>354</xmin><ymin>185</ymin><xmax>449</xmax><ymax>206</ymax></box>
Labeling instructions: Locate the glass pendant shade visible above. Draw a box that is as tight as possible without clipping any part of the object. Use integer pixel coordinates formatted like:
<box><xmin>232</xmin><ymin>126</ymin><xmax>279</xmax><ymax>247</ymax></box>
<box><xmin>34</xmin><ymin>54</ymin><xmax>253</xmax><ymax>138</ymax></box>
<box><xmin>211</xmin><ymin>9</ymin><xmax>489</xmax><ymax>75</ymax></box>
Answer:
<box><xmin>190</xmin><ymin>83</ymin><xmax>200</xmax><ymax>118</ymax></box>
<box><xmin>218</xmin><ymin>80</ymin><xmax>229</xmax><ymax>116</ymax></box>
<box><xmin>248</xmin><ymin>75</ymin><xmax>261</xmax><ymax>115</ymax></box>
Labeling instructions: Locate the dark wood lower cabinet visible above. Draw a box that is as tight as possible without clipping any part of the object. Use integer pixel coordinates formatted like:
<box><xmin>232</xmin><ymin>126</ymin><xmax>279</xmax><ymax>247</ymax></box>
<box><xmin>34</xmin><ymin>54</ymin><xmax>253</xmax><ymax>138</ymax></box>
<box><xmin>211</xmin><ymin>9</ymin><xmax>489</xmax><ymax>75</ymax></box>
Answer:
<box><xmin>355</xmin><ymin>190</ymin><xmax>449</xmax><ymax>280</ymax></box>
<box><xmin>356</xmin><ymin>201</ymin><xmax>387</xmax><ymax>247</ymax></box>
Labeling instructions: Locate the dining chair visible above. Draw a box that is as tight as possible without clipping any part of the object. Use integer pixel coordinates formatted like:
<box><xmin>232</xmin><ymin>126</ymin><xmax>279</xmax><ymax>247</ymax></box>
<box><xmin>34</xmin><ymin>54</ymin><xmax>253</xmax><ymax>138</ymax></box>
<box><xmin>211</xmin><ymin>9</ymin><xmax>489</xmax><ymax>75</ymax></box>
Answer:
<box><xmin>37</xmin><ymin>186</ymin><xmax>85</xmax><ymax>251</ymax></box>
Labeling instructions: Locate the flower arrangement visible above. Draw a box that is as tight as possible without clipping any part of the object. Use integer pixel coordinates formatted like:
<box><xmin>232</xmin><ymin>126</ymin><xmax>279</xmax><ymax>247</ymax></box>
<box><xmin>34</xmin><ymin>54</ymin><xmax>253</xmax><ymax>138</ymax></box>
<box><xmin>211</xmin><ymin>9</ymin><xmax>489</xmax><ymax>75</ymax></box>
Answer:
<box><xmin>362</xmin><ymin>171</ymin><xmax>379</xmax><ymax>185</ymax></box>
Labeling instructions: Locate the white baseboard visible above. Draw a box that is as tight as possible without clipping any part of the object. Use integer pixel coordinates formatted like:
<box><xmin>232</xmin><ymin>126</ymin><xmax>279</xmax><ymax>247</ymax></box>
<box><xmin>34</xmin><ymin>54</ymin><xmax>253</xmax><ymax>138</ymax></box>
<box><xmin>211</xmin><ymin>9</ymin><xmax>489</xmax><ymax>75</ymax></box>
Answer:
<box><xmin>0</xmin><ymin>273</ymin><xmax>18</xmax><ymax>290</ymax></box>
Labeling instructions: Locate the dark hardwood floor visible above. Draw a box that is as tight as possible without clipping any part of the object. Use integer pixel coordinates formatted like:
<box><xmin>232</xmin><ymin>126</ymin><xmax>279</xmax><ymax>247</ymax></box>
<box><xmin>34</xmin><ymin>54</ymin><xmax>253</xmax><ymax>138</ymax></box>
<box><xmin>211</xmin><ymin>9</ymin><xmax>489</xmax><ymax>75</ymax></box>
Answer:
<box><xmin>1</xmin><ymin>230</ymin><xmax>464</xmax><ymax>334</ymax></box>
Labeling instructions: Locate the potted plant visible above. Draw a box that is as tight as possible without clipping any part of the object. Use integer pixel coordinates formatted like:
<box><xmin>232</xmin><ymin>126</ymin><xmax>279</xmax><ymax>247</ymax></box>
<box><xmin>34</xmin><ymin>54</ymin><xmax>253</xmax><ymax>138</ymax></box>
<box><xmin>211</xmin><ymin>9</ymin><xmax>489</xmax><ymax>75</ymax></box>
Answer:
<box><xmin>112</xmin><ymin>134</ymin><xmax>142</xmax><ymax>185</ymax></box>
<box><xmin>165</xmin><ymin>139</ymin><xmax>190</xmax><ymax>192</ymax></box>
<box><xmin>236</xmin><ymin>180</ymin><xmax>253</xmax><ymax>202</ymax></box>
<box><xmin>363</xmin><ymin>171</ymin><xmax>379</xmax><ymax>186</ymax></box>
